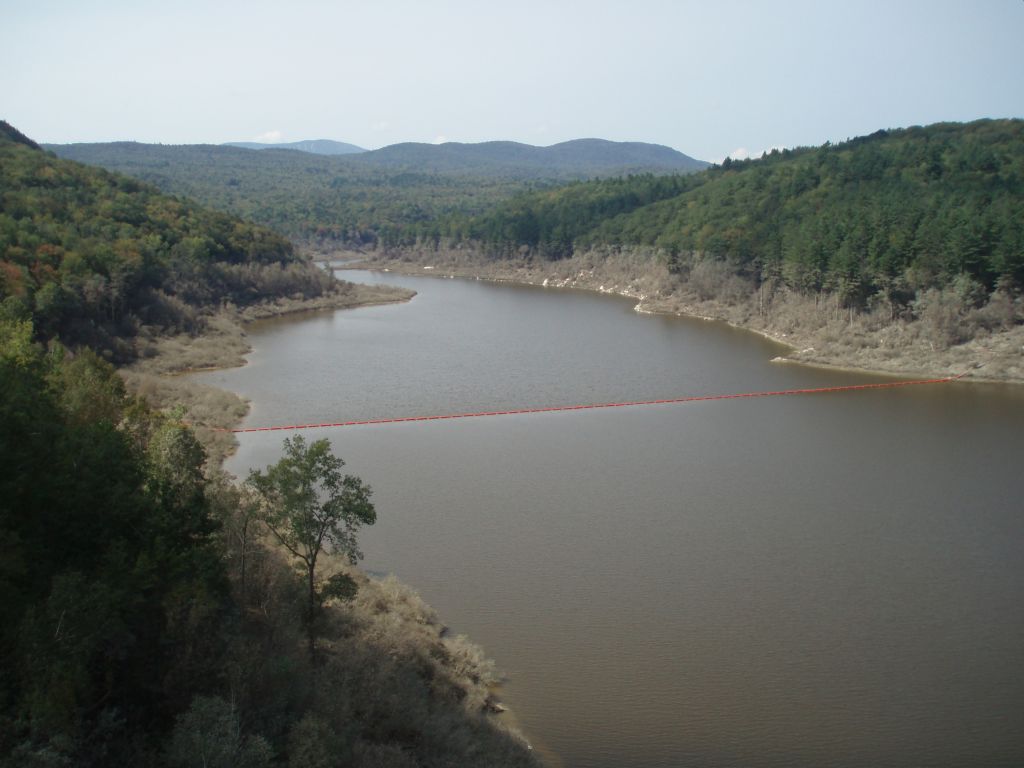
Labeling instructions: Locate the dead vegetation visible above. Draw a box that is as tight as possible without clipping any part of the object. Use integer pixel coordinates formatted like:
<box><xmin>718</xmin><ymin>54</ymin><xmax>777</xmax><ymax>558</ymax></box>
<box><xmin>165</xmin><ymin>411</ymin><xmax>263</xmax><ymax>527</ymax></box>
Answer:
<box><xmin>119</xmin><ymin>280</ymin><xmax>414</xmax><ymax>465</ymax></box>
<box><xmin>353</xmin><ymin>247</ymin><xmax>1024</xmax><ymax>384</ymax></box>
<box><xmin>112</xmin><ymin>275</ymin><xmax>540</xmax><ymax>764</ymax></box>
<box><xmin>208</xmin><ymin>478</ymin><xmax>539</xmax><ymax>768</ymax></box>
<box><xmin>112</xmin><ymin>276</ymin><xmax>538</xmax><ymax>764</ymax></box>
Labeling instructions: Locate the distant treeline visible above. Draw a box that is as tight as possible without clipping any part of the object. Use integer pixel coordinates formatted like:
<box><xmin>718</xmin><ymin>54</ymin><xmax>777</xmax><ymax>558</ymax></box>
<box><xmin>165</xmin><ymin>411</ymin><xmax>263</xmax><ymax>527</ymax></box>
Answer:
<box><xmin>47</xmin><ymin>140</ymin><xmax>542</xmax><ymax>245</ymax></box>
<box><xmin>0</xmin><ymin>122</ymin><xmax>333</xmax><ymax>359</ymax></box>
<box><xmin>45</xmin><ymin>121</ymin><xmax>1024</xmax><ymax>312</ymax></box>
<box><xmin>47</xmin><ymin>139</ymin><xmax>706</xmax><ymax>247</ymax></box>
<box><xmin>35</xmin><ymin>118</ymin><xmax>1024</xmax><ymax>326</ymax></box>
<box><xmin>408</xmin><ymin>120</ymin><xmax>1024</xmax><ymax>307</ymax></box>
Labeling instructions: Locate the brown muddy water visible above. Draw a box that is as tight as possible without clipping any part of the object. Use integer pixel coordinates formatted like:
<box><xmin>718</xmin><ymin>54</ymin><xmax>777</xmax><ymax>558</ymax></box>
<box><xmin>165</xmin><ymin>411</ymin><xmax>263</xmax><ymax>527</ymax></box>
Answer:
<box><xmin>191</xmin><ymin>270</ymin><xmax>1024</xmax><ymax>768</ymax></box>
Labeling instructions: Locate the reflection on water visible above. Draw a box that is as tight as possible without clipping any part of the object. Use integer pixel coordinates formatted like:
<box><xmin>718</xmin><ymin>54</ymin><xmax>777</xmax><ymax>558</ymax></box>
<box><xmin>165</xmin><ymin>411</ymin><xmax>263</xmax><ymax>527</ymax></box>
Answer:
<box><xmin>192</xmin><ymin>271</ymin><xmax>1024</xmax><ymax>767</ymax></box>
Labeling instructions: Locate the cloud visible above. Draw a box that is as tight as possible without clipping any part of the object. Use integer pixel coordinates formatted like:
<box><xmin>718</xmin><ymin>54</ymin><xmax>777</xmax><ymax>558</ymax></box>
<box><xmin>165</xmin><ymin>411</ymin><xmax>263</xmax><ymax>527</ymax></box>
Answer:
<box><xmin>432</xmin><ymin>135</ymin><xmax>448</xmax><ymax>144</ymax></box>
<box><xmin>252</xmin><ymin>129</ymin><xmax>284</xmax><ymax>143</ymax></box>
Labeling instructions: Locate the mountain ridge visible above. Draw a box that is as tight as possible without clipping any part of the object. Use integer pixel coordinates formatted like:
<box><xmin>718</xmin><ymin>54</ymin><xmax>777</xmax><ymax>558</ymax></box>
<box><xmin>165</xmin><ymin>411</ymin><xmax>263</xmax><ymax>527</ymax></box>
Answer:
<box><xmin>350</xmin><ymin>137</ymin><xmax>708</xmax><ymax>174</ymax></box>
<box><xmin>42</xmin><ymin>137</ymin><xmax>710</xmax><ymax>242</ymax></box>
<box><xmin>50</xmin><ymin>137</ymin><xmax>709</xmax><ymax>177</ymax></box>
<box><xmin>423</xmin><ymin>119</ymin><xmax>1024</xmax><ymax>304</ymax></box>
<box><xmin>224</xmin><ymin>138</ymin><xmax>366</xmax><ymax>155</ymax></box>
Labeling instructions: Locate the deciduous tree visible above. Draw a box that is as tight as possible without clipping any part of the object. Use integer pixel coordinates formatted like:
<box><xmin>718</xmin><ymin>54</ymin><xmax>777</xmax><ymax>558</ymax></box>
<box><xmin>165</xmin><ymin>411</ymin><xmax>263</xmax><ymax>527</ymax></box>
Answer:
<box><xmin>247</xmin><ymin>436</ymin><xmax>375</xmax><ymax>655</ymax></box>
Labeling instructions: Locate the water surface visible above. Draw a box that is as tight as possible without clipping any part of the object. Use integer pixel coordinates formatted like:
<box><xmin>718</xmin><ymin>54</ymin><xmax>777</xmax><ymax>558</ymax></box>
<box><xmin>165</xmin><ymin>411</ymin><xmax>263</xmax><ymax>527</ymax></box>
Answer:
<box><xmin>192</xmin><ymin>270</ymin><xmax>1024</xmax><ymax>767</ymax></box>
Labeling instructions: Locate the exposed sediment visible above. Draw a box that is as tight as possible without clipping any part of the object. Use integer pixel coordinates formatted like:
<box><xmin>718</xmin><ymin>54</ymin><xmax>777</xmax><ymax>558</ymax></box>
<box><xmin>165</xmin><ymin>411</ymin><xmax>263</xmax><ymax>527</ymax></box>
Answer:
<box><xmin>120</xmin><ymin>280</ymin><xmax>415</xmax><ymax>466</ymax></box>
<box><xmin>343</xmin><ymin>247</ymin><xmax>1024</xmax><ymax>385</ymax></box>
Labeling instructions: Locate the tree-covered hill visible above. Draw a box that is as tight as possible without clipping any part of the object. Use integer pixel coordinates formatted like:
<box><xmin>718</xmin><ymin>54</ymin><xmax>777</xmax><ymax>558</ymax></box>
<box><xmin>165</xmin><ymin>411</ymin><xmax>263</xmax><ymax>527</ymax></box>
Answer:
<box><xmin>2</xmin><ymin>122</ymin><xmax>539</xmax><ymax>766</ymax></box>
<box><xmin>1</xmin><ymin>122</ymin><xmax>336</xmax><ymax>359</ymax></box>
<box><xmin>46</xmin><ymin>138</ymin><xmax>708</xmax><ymax>245</ymax></box>
<box><xmin>433</xmin><ymin>120</ymin><xmax>1024</xmax><ymax>307</ymax></box>
<box><xmin>46</xmin><ymin>140</ymin><xmax>541</xmax><ymax>244</ymax></box>
<box><xmin>347</xmin><ymin>138</ymin><xmax>707</xmax><ymax>176</ymax></box>
<box><xmin>224</xmin><ymin>138</ymin><xmax>366</xmax><ymax>155</ymax></box>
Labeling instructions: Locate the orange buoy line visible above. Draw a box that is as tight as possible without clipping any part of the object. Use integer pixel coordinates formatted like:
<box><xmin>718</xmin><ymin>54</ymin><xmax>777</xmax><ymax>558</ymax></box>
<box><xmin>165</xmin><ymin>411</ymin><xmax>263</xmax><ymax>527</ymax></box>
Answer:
<box><xmin>222</xmin><ymin>372</ymin><xmax>967</xmax><ymax>434</ymax></box>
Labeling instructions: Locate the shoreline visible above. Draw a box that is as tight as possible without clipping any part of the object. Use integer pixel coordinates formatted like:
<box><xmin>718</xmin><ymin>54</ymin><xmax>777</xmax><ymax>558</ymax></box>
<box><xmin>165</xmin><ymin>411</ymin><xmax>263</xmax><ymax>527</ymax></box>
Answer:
<box><xmin>337</xmin><ymin>249</ymin><xmax>1023</xmax><ymax>386</ymax></box>
<box><xmin>120</xmin><ymin>281</ymin><xmax>416</xmax><ymax>466</ymax></box>
<box><xmin>116</xmin><ymin>276</ymin><xmax>539</xmax><ymax>759</ymax></box>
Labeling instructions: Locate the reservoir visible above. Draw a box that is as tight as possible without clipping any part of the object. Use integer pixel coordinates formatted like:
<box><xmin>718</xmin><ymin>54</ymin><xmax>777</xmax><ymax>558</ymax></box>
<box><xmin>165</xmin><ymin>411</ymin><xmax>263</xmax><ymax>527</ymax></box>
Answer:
<box><xmin>192</xmin><ymin>269</ymin><xmax>1024</xmax><ymax>767</ymax></box>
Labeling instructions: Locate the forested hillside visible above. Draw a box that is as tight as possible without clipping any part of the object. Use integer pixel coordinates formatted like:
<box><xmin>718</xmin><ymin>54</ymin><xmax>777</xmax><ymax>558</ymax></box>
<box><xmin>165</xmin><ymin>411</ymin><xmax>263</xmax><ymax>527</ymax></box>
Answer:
<box><xmin>348</xmin><ymin>138</ymin><xmax>706</xmax><ymax>176</ymax></box>
<box><xmin>46</xmin><ymin>141</ymin><xmax>539</xmax><ymax>244</ymax></box>
<box><xmin>1</xmin><ymin>121</ymin><xmax>338</xmax><ymax>360</ymax></box>
<box><xmin>47</xmin><ymin>138</ymin><xmax>707</xmax><ymax>245</ymax></box>
<box><xmin>1</xmin><ymin>122</ymin><xmax>537</xmax><ymax>766</ymax></box>
<box><xmin>0</xmin><ymin>321</ymin><xmax>538</xmax><ymax>768</ymax></box>
<box><xmin>427</xmin><ymin>120</ymin><xmax>1024</xmax><ymax>307</ymax></box>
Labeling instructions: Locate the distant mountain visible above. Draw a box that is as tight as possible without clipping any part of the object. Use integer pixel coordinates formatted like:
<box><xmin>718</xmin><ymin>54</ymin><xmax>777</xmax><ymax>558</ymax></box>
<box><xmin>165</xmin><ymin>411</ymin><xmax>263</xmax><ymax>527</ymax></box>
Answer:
<box><xmin>219</xmin><ymin>137</ymin><xmax>707</xmax><ymax>174</ymax></box>
<box><xmin>224</xmin><ymin>139</ymin><xmax>366</xmax><ymax>155</ymax></box>
<box><xmin>50</xmin><ymin>137</ymin><xmax>707</xmax><ymax>180</ymax></box>
<box><xmin>44</xmin><ymin>136</ymin><xmax>710</xmax><ymax>244</ymax></box>
<box><xmin>352</xmin><ymin>138</ymin><xmax>708</xmax><ymax>176</ymax></box>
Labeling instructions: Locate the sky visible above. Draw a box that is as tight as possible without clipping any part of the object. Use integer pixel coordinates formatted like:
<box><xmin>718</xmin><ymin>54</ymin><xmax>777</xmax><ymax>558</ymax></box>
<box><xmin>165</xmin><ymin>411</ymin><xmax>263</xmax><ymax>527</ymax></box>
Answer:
<box><xmin>2</xmin><ymin>0</ymin><xmax>1022</xmax><ymax>162</ymax></box>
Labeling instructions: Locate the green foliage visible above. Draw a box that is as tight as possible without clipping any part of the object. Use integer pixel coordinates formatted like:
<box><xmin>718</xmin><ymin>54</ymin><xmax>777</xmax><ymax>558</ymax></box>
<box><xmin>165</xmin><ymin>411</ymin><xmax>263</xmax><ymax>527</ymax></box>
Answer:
<box><xmin>442</xmin><ymin>120</ymin><xmax>1024</xmax><ymax>309</ymax></box>
<box><xmin>48</xmin><ymin>141</ymin><xmax>552</xmax><ymax>247</ymax></box>
<box><xmin>166</xmin><ymin>696</ymin><xmax>272</xmax><ymax>768</ymax></box>
<box><xmin>248</xmin><ymin>436</ymin><xmax>376</xmax><ymax>568</ymax></box>
<box><xmin>320</xmin><ymin>572</ymin><xmax>359</xmax><ymax>604</ymax></box>
<box><xmin>0</xmin><ymin>317</ymin><xmax>36</xmax><ymax>367</ymax></box>
<box><xmin>0</xmin><ymin>319</ymin><xmax>230</xmax><ymax>765</ymax></box>
<box><xmin>285</xmin><ymin>713</ymin><xmax>350</xmax><ymax>768</ymax></box>
<box><xmin>441</xmin><ymin>173</ymin><xmax>701</xmax><ymax>258</ymax></box>
<box><xmin>0</xmin><ymin>120</ymin><xmax>41</xmax><ymax>151</ymax></box>
<box><xmin>0</xmin><ymin>319</ymin><xmax>538</xmax><ymax>766</ymax></box>
<box><xmin>247</xmin><ymin>436</ymin><xmax>375</xmax><ymax>654</ymax></box>
<box><xmin>0</xmin><ymin>125</ymin><xmax>332</xmax><ymax>360</ymax></box>
<box><xmin>48</xmin><ymin>347</ymin><xmax>126</xmax><ymax>425</ymax></box>
<box><xmin>47</xmin><ymin>139</ymin><xmax>706</xmax><ymax>249</ymax></box>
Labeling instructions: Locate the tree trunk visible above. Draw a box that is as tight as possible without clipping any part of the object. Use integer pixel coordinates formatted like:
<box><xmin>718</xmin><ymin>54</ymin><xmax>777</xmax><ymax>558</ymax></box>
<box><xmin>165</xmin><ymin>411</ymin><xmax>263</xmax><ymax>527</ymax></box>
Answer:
<box><xmin>239</xmin><ymin>519</ymin><xmax>249</xmax><ymax>601</ymax></box>
<box><xmin>307</xmin><ymin>561</ymin><xmax>317</xmax><ymax>658</ymax></box>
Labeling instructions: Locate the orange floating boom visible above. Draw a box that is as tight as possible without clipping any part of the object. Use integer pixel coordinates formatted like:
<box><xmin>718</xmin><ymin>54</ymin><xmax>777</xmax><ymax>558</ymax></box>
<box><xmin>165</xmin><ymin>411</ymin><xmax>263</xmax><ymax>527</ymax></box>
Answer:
<box><xmin>225</xmin><ymin>373</ymin><xmax>966</xmax><ymax>434</ymax></box>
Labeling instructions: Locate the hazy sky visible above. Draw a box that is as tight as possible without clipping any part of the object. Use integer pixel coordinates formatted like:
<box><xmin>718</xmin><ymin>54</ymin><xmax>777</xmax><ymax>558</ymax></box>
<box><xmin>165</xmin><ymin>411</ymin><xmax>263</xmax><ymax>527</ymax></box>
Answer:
<box><xmin>3</xmin><ymin>0</ymin><xmax>1022</xmax><ymax>161</ymax></box>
